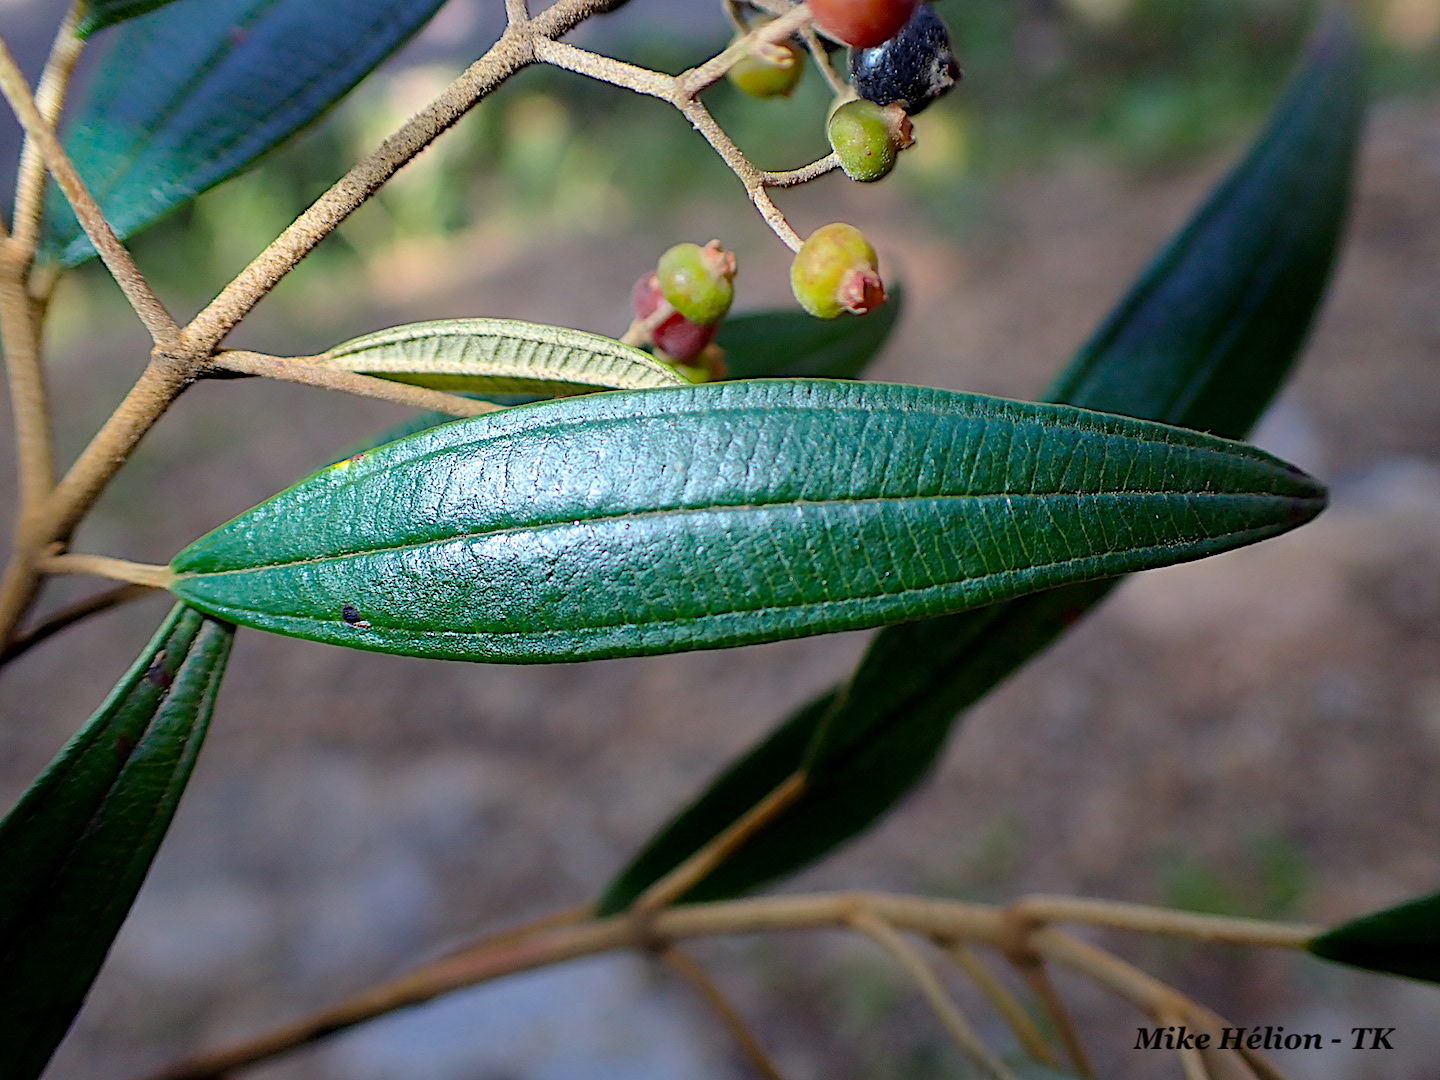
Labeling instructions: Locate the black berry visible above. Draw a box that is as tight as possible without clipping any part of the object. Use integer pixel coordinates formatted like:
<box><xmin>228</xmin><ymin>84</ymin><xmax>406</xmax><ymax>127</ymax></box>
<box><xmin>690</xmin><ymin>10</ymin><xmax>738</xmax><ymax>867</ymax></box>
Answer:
<box><xmin>848</xmin><ymin>3</ymin><xmax>960</xmax><ymax>115</ymax></box>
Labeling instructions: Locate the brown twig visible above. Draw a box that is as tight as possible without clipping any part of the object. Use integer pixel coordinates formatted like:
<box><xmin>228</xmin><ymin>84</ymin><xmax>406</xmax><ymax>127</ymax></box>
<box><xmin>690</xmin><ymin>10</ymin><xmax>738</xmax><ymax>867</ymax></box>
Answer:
<box><xmin>1033</xmin><ymin>928</ymin><xmax>1293</xmax><ymax>1080</ymax></box>
<box><xmin>1012</xmin><ymin>895</ymin><xmax>1319</xmax><ymax>948</ymax></box>
<box><xmin>628</xmin><ymin>771</ymin><xmax>809</xmax><ymax>917</ymax></box>
<box><xmin>850</xmin><ymin>909</ymin><xmax>1019</xmax><ymax>1080</ymax></box>
<box><xmin>942</xmin><ymin>940</ymin><xmax>1060</xmax><ymax>1067</ymax></box>
<box><xmin>134</xmin><ymin>891</ymin><xmax>1318</xmax><ymax>1080</ymax></box>
<box><xmin>660</xmin><ymin>947</ymin><xmax>790</xmax><ymax>1080</ymax></box>
<box><xmin>12</xmin><ymin>1</ymin><xmax>86</xmax><ymax>253</ymax></box>
<box><xmin>0</xmin><ymin>35</ymin><xmax>178</xmax><ymax>345</ymax></box>
<box><xmin>0</xmin><ymin>582</ymin><xmax>154</xmax><ymax>667</ymax></box>
<box><xmin>0</xmin><ymin>257</ymin><xmax>53</xmax><ymax>522</ymax></box>
<box><xmin>40</xmin><ymin>552</ymin><xmax>173</xmax><ymax>588</ymax></box>
<box><xmin>1008</xmin><ymin>948</ymin><xmax>1096</xmax><ymax>1078</ymax></box>
<box><xmin>211</xmin><ymin>352</ymin><xmax>504</xmax><ymax>418</ymax></box>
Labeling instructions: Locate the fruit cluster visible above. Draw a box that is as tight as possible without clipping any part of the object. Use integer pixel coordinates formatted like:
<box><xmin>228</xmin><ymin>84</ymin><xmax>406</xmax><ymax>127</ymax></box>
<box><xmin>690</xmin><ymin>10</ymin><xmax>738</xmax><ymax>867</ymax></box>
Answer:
<box><xmin>639</xmin><ymin>2</ymin><xmax>961</xmax><ymax>335</ymax></box>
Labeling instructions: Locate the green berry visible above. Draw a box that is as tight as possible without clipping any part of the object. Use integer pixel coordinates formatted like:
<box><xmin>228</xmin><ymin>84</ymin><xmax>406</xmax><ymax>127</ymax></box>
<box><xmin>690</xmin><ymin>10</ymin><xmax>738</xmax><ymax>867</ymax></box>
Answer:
<box><xmin>657</xmin><ymin>241</ymin><xmax>736</xmax><ymax>326</ymax></box>
<box><xmin>790</xmin><ymin>223</ymin><xmax>886</xmax><ymax>320</ymax></box>
<box><xmin>828</xmin><ymin>100</ymin><xmax>913</xmax><ymax>182</ymax></box>
<box><xmin>728</xmin><ymin>38</ymin><xmax>805</xmax><ymax>98</ymax></box>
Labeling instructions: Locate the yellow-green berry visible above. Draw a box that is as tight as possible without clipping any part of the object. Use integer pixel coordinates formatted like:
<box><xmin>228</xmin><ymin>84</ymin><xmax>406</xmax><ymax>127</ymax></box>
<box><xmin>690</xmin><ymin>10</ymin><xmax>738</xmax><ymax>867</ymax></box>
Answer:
<box><xmin>657</xmin><ymin>240</ymin><xmax>736</xmax><ymax>326</ymax></box>
<box><xmin>790</xmin><ymin>223</ymin><xmax>886</xmax><ymax>319</ymax></box>
<box><xmin>828</xmin><ymin>99</ymin><xmax>913</xmax><ymax>182</ymax></box>
<box><xmin>728</xmin><ymin>37</ymin><xmax>805</xmax><ymax>98</ymax></box>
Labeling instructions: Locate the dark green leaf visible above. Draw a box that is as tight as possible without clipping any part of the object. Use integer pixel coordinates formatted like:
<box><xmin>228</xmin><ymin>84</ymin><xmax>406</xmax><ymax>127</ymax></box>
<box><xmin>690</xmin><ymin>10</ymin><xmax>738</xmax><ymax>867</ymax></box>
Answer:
<box><xmin>78</xmin><ymin>0</ymin><xmax>183</xmax><ymax>36</ymax></box>
<box><xmin>1309</xmin><ymin>891</ymin><xmax>1440</xmax><ymax>984</ymax></box>
<box><xmin>44</xmin><ymin>0</ymin><xmax>448</xmax><ymax>266</ymax></box>
<box><xmin>600</xmin><ymin>13</ymin><xmax>1364</xmax><ymax>910</ymax></box>
<box><xmin>0</xmin><ymin>604</ymin><xmax>233</xmax><ymax>1079</ymax></box>
<box><xmin>170</xmin><ymin>380</ymin><xmax>1322</xmax><ymax>664</ymax></box>
<box><xmin>716</xmin><ymin>284</ymin><xmax>904</xmax><ymax>380</ymax></box>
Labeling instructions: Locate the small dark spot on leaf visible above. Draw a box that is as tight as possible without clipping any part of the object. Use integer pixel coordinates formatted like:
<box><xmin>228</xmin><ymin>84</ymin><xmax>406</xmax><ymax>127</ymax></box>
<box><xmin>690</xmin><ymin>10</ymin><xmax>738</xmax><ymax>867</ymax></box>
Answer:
<box><xmin>341</xmin><ymin>603</ymin><xmax>372</xmax><ymax>629</ymax></box>
<box><xmin>145</xmin><ymin>650</ymin><xmax>174</xmax><ymax>689</ymax></box>
<box><xmin>116</xmin><ymin>732</ymin><xmax>136</xmax><ymax>761</ymax></box>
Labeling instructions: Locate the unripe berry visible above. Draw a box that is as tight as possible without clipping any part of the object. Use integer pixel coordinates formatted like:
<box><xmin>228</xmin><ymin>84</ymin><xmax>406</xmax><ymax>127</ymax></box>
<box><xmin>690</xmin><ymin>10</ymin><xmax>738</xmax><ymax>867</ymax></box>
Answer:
<box><xmin>849</xmin><ymin>3</ymin><xmax>960</xmax><ymax>115</ymax></box>
<box><xmin>790</xmin><ymin>223</ymin><xmax>886</xmax><ymax>320</ymax></box>
<box><xmin>827</xmin><ymin>99</ymin><xmax>913</xmax><ymax>182</ymax></box>
<box><xmin>657</xmin><ymin>240</ymin><xmax>736</xmax><ymax>326</ymax></box>
<box><xmin>631</xmin><ymin>271</ymin><xmax>718</xmax><ymax>362</ymax></box>
<box><xmin>811</xmin><ymin>0</ymin><xmax>920</xmax><ymax>48</ymax></box>
<box><xmin>727</xmin><ymin>35</ymin><xmax>805</xmax><ymax>98</ymax></box>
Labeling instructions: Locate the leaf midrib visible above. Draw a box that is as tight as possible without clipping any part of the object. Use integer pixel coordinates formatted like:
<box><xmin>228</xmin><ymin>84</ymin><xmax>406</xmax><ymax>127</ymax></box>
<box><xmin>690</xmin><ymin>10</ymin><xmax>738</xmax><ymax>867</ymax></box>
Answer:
<box><xmin>177</xmin><ymin>488</ymin><xmax>1311</xmax><ymax>578</ymax></box>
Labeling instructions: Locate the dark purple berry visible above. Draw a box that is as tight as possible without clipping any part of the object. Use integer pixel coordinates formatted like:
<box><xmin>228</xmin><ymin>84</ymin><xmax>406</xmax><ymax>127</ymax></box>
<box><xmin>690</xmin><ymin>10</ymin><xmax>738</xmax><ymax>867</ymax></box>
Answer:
<box><xmin>848</xmin><ymin>3</ymin><xmax>960</xmax><ymax>115</ymax></box>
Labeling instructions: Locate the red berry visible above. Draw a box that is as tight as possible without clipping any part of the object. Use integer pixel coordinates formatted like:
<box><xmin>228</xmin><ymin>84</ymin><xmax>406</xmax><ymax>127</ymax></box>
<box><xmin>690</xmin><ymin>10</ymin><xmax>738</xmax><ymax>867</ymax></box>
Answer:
<box><xmin>810</xmin><ymin>0</ymin><xmax>919</xmax><ymax>49</ymax></box>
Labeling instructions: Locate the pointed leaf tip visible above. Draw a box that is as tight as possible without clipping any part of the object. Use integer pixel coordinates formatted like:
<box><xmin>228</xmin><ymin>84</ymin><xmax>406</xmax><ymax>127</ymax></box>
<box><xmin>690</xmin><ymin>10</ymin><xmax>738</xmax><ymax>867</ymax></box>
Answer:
<box><xmin>1309</xmin><ymin>891</ymin><xmax>1440</xmax><ymax>984</ymax></box>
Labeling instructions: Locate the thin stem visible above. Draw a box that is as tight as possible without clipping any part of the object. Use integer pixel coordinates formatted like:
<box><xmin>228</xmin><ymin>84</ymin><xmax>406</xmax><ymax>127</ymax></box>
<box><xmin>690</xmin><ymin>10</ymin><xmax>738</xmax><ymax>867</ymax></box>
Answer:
<box><xmin>1032</xmin><ymin>928</ymin><xmax>1293</xmax><ymax>1080</ymax></box>
<box><xmin>0</xmin><ymin>582</ymin><xmax>153</xmax><ymax>667</ymax></box>
<box><xmin>213</xmin><ymin>352</ymin><xmax>503</xmax><ymax>418</ymax></box>
<box><xmin>660</xmin><ymin>947</ymin><xmax>789</xmax><ymax>1080</ymax></box>
<box><xmin>0</xmin><ymin>35</ymin><xmax>178</xmax><ymax>345</ymax></box>
<box><xmin>849</xmin><ymin>911</ymin><xmax>1019</xmax><ymax>1080</ymax></box>
<box><xmin>144</xmin><ymin>889</ymin><xmax>1311</xmax><ymax>1080</ymax></box>
<box><xmin>184</xmin><ymin>0</ymin><xmax>621</xmax><ymax>352</ymax></box>
<box><xmin>1011</xmin><ymin>895</ymin><xmax>1319</xmax><ymax>949</ymax></box>
<box><xmin>530</xmin><ymin>39</ymin><xmax>807</xmax><ymax>250</ymax></box>
<box><xmin>801</xmin><ymin>26</ymin><xmax>848</xmax><ymax>96</ymax></box>
<box><xmin>1009</xmin><ymin>950</ymin><xmax>1096</xmax><ymax>1078</ymax></box>
<box><xmin>12</xmin><ymin>1</ymin><xmax>86</xmax><ymax>253</ymax></box>
<box><xmin>629</xmin><ymin>771</ymin><xmax>809</xmax><ymax>917</ymax></box>
<box><xmin>505</xmin><ymin>0</ymin><xmax>530</xmax><ymax>26</ymax></box>
<box><xmin>762</xmin><ymin>154</ymin><xmax>839</xmax><ymax>187</ymax></box>
<box><xmin>533</xmin><ymin>38</ymin><xmax>674</xmax><ymax>97</ymax></box>
<box><xmin>942</xmin><ymin>941</ymin><xmax>1059</xmax><ymax>1067</ymax></box>
<box><xmin>184</xmin><ymin>26</ymin><xmax>539</xmax><ymax>354</ymax></box>
<box><xmin>40</xmin><ymin>552</ymin><xmax>173</xmax><ymax>588</ymax></box>
<box><xmin>0</xmin><ymin>259</ymin><xmax>54</xmax><ymax>519</ymax></box>
<box><xmin>43</xmin><ymin>354</ymin><xmax>196</xmax><ymax>547</ymax></box>
<box><xmin>678</xmin><ymin>4</ymin><xmax>812</xmax><ymax>95</ymax></box>
<box><xmin>678</xmin><ymin>100</ymin><xmax>804</xmax><ymax>249</ymax></box>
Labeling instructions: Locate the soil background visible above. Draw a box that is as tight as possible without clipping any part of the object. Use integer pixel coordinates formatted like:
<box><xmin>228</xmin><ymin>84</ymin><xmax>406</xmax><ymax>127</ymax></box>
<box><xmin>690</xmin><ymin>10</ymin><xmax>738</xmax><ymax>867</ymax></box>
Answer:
<box><xmin>0</xmin><ymin>9</ymin><xmax>1438</xmax><ymax>1079</ymax></box>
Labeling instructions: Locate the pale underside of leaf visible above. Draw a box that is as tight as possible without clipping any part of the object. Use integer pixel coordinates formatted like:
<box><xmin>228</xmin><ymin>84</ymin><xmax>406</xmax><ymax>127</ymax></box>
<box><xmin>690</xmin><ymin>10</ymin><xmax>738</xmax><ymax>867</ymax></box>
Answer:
<box><xmin>313</xmin><ymin>318</ymin><xmax>686</xmax><ymax>396</ymax></box>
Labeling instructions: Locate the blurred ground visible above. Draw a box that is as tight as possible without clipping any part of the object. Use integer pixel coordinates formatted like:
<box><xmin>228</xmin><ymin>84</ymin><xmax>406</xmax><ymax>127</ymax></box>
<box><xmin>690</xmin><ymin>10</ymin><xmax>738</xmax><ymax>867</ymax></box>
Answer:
<box><xmin>1</xmin><ymin>2</ymin><xmax>1439</xmax><ymax>1079</ymax></box>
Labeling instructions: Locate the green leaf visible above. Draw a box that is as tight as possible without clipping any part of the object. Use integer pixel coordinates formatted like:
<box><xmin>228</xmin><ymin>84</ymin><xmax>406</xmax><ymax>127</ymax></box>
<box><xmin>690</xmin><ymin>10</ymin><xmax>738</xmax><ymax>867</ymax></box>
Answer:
<box><xmin>77</xmin><ymin>0</ymin><xmax>183</xmax><ymax>36</ymax></box>
<box><xmin>44</xmin><ymin>0</ymin><xmax>448</xmax><ymax>266</ymax></box>
<box><xmin>169</xmin><ymin>380</ymin><xmax>1322</xmax><ymax>664</ymax></box>
<box><xmin>314</xmin><ymin>318</ymin><xmax>687</xmax><ymax>396</ymax></box>
<box><xmin>0</xmin><ymin>604</ymin><xmax>233</xmax><ymax>1079</ymax></box>
<box><xmin>1308</xmin><ymin>891</ymin><xmax>1440</xmax><ymax>984</ymax></box>
<box><xmin>324</xmin><ymin>296</ymin><xmax>906</xmax><ymax>469</ymax></box>
<box><xmin>715</xmin><ymin>284</ymin><xmax>904</xmax><ymax>380</ymax></box>
<box><xmin>599</xmin><ymin>13</ymin><xmax>1364</xmax><ymax>911</ymax></box>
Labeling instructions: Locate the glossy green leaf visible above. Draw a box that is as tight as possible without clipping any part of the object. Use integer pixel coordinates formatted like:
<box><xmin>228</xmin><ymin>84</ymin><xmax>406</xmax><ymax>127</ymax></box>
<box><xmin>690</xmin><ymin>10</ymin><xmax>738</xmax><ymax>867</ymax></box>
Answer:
<box><xmin>315</xmin><ymin>319</ymin><xmax>686</xmax><ymax>396</ymax></box>
<box><xmin>1308</xmin><ymin>891</ymin><xmax>1440</xmax><ymax>984</ymax></box>
<box><xmin>169</xmin><ymin>380</ymin><xmax>1323</xmax><ymax>663</ymax></box>
<box><xmin>77</xmin><ymin>0</ymin><xmax>183</xmax><ymax>36</ymax></box>
<box><xmin>0</xmin><ymin>604</ymin><xmax>233</xmax><ymax>1079</ymax></box>
<box><xmin>44</xmin><ymin>0</ymin><xmax>448</xmax><ymax>266</ymax></box>
<box><xmin>600</xmin><ymin>13</ymin><xmax>1364</xmax><ymax>911</ymax></box>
